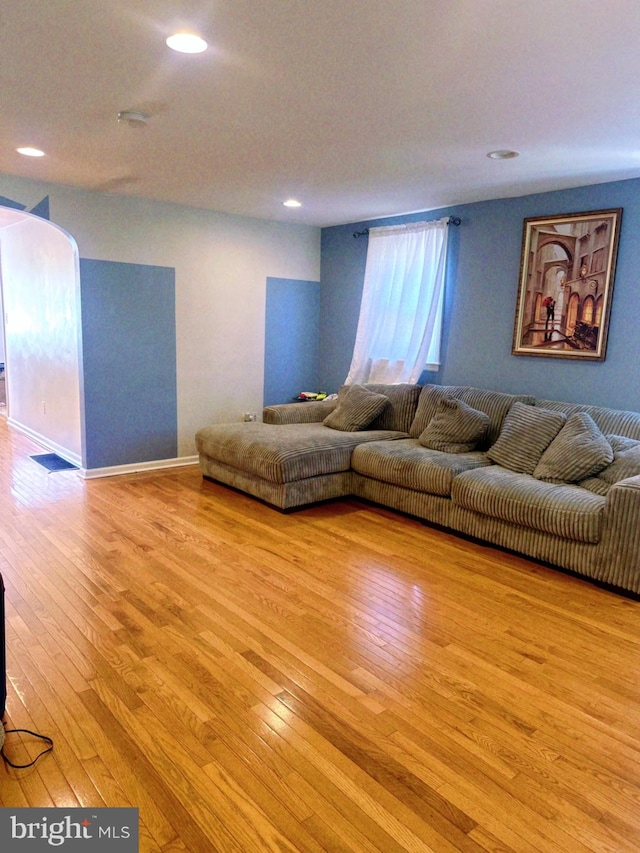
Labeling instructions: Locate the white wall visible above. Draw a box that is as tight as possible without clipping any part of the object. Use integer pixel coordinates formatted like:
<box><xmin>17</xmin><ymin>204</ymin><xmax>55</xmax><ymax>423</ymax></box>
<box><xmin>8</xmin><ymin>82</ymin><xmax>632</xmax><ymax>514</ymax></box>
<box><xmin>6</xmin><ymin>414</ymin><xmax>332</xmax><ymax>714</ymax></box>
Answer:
<box><xmin>0</xmin><ymin>211</ymin><xmax>82</xmax><ymax>460</ymax></box>
<box><xmin>0</xmin><ymin>175</ymin><xmax>320</xmax><ymax>457</ymax></box>
<box><xmin>0</xmin><ymin>286</ymin><xmax>4</xmax><ymax>363</ymax></box>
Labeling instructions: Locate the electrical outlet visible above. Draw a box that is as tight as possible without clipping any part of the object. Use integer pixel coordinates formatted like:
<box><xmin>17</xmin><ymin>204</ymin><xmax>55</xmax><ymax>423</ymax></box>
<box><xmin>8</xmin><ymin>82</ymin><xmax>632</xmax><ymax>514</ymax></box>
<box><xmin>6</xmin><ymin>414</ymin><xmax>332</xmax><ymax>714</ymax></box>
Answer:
<box><xmin>42</xmin><ymin>401</ymin><xmax>47</xmax><ymax>415</ymax></box>
<box><xmin>243</xmin><ymin>412</ymin><xmax>257</xmax><ymax>422</ymax></box>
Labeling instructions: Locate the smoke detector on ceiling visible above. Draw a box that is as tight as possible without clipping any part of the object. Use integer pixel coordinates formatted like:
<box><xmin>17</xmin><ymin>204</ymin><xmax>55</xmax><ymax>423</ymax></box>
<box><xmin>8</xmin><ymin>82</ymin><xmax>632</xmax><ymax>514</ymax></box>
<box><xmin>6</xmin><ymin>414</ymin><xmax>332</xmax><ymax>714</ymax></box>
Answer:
<box><xmin>117</xmin><ymin>111</ymin><xmax>149</xmax><ymax>127</ymax></box>
<box><xmin>487</xmin><ymin>149</ymin><xmax>519</xmax><ymax>160</ymax></box>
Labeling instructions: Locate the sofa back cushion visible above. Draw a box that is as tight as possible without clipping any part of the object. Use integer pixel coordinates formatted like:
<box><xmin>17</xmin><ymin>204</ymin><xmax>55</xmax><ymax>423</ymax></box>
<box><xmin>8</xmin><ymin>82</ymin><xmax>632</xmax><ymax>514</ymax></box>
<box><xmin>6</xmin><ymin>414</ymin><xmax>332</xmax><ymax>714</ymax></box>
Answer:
<box><xmin>338</xmin><ymin>383</ymin><xmax>422</xmax><ymax>433</ymax></box>
<box><xmin>535</xmin><ymin>399</ymin><xmax>640</xmax><ymax>440</ymax></box>
<box><xmin>410</xmin><ymin>385</ymin><xmax>535</xmax><ymax>447</ymax></box>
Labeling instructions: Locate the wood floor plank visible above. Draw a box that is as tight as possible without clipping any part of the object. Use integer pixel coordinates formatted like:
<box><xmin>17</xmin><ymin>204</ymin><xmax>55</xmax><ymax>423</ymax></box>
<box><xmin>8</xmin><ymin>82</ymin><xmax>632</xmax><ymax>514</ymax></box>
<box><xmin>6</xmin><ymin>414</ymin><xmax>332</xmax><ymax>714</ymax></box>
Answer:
<box><xmin>1</xmin><ymin>418</ymin><xmax>639</xmax><ymax>851</ymax></box>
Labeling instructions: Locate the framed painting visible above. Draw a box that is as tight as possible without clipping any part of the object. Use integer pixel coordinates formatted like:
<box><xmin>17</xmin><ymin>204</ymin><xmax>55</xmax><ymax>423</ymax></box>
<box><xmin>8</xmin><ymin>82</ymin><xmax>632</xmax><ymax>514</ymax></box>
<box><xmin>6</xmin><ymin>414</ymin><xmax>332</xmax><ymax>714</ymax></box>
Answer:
<box><xmin>512</xmin><ymin>208</ymin><xmax>622</xmax><ymax>360</ymax></box>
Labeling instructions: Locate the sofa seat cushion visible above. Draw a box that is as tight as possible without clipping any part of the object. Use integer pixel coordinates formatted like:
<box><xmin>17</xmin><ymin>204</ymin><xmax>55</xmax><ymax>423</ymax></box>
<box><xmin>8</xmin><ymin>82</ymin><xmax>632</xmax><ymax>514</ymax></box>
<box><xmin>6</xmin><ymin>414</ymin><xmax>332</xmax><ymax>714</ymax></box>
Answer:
<box><xmin>195</xmin><ymin>422</ymin><xmax>406</xmax><ymax>485</ymax></box>
<box><xmin>352</xmin><ymin>438</ymin><xmax>492</xmax><ymax>497</ymax></box>
<box><xmin>451</xmin><ymin>466</ymin><xmax>606</xmax><ymax>543</ymax></box>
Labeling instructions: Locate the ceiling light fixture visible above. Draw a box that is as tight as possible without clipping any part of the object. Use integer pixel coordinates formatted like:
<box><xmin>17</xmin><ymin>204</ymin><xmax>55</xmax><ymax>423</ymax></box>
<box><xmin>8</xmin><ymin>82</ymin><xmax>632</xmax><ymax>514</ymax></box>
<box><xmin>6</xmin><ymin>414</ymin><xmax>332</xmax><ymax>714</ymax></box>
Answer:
<box><xmin>487</xmin><ymin>149</ymin><xmax>520</xmax><ymax>160</ymax></box>
<box><xmin>16</xmin><ymin>146</ymin><xmax>45</xmax><ymax>157</ymax></box>
<box><xmin>166</xmin><ymin>32</ymin><xmax>208</xmax><ymax>54</ymax></box>
<box><xmin>283</xmin><ymin>199</ymin><xmax>302</xmax><ymax>208</ymax></box>
<box><xmin>117</xmin><ymin>111</ymin><xmax>149</xmax><ymax>127</ymax></box>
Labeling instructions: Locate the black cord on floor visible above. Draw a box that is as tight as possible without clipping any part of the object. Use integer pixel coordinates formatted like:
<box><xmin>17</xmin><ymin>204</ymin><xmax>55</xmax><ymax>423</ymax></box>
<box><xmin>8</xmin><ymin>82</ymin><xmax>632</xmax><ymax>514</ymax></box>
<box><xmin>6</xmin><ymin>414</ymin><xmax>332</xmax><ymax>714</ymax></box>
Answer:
<box><xmin>1</xmin><ymin>722</ymin><xmax>54</xmax><ymax>769</ymax></box>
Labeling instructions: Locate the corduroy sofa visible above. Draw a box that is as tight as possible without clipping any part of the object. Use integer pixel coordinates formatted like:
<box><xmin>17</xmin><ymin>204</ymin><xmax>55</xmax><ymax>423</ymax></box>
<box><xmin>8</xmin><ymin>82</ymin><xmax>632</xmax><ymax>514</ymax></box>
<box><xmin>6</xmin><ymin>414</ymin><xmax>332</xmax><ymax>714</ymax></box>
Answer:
<box><xmin>196</xmin><ymin>383</ymin><xmax>640</xmax><ymax>593</ymax></box>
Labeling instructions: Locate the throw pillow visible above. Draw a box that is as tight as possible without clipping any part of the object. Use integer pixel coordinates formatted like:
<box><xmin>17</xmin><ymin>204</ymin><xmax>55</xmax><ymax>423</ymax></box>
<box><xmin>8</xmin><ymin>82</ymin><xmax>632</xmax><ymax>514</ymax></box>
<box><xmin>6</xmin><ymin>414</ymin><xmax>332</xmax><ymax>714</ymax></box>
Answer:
<box><xmin>533</xmin><ymin>412</ymin><xmax>613</xmax><ymax>482</ymax></box>
<box><xmin>487</xmin><ymin>402</ymin><xmax>567</xmax><ymax>474</ymax></box>
<box><xmin>323</xmin><ymin>384</ymin><xmax>389</xmax><ymax>431</ymax></box>
<box><xmin>598</xmin><ymin>434</ymin><xmax>640</xmax><ymax>484</ymax></box>
<box><xmin>418</xmin><ymin>398</ymin><xmax>490</xmax><ymax>453</ymax></box>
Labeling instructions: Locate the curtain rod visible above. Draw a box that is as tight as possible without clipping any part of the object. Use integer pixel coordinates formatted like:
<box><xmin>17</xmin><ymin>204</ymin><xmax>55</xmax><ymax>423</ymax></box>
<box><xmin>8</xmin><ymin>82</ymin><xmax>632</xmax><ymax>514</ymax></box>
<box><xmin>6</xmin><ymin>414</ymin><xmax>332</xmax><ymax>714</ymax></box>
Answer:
<box><xmin>353</xmin><ymin>215</ymin><xmax>461</xmax><ymax>238</ymax></box>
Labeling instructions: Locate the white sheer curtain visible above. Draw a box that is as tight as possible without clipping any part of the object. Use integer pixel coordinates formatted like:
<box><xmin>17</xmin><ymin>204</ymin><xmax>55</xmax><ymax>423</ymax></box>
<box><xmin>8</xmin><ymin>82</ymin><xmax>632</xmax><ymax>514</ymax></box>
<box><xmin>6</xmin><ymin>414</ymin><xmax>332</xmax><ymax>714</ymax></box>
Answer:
<box><xmin>345</xmin><ymin>218</ymin><xmax>449</xmax><ymax>385</ymax></box>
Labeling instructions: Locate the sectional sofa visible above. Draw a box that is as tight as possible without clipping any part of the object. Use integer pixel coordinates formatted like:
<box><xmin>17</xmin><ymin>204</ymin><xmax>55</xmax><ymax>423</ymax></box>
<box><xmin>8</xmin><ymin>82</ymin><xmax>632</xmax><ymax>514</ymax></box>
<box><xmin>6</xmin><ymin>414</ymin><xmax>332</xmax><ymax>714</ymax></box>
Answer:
<box><xmin>195</xmin><ymin>383</ymin><xmax>640</xmax><ymax>594</ymax></box>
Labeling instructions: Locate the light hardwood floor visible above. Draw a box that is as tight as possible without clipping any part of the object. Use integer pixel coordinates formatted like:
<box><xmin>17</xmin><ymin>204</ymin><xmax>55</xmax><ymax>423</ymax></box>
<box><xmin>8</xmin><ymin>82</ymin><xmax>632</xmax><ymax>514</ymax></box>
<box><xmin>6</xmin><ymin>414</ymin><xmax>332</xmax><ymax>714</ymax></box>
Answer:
<box><xmin>0</xmin><ymin>418</ymin><xmax>639</xmax><ymax>852</ymax></box>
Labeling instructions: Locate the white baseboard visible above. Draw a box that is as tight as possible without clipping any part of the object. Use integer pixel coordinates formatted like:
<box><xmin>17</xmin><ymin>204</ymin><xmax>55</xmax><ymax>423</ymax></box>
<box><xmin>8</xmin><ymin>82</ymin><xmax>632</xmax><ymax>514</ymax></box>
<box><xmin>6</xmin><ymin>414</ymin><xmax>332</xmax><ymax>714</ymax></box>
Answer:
<box><xmin>7</xmin><ymin>417</ymin><xmax>198</xmax><ymax>479</ymax></box>
<box><xmin>8</xmin><ymin>418</ymin><xmax>82</xmax><ymax>468</ymax></box>
<box><xmin>80</xmin><ymin>456</ymin><xmax>199</xmax><ymax>479</ymax></box>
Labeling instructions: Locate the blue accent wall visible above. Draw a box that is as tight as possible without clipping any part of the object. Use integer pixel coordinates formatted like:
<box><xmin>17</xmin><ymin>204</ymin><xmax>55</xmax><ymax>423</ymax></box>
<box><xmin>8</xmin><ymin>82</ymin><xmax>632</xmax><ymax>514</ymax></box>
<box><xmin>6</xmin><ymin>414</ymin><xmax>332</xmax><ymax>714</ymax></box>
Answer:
<box><xmin>29</xmin><ymin>196</ymin><xmax>50</xmax><ymax>220</ymax></box>
<box><xmin>0</xmin><ymin>195</ymin><xmax>26</xmax><ymax>210</ymax></box>
<box><xmin>264</xmin><ymin>276</ymin><xmax>320</xmax><ymax>405</ymax></box>
<box><xmin>320</xmin><ymin>177</ymin><xmax>640</xmax><ymax>412</ymax></box>
<box><xmin>80</xmin><ymin>258</ymin><xmax>177</xmax><ymax>469</ymax></box>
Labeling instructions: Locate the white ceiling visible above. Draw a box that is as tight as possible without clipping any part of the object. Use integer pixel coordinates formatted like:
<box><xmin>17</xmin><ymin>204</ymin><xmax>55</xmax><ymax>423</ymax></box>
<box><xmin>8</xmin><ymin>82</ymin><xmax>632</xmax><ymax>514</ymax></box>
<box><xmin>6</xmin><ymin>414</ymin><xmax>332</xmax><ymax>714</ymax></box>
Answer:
<box><xmin>2</xmin><ymin>1</ymin><xmax>640</xmax><ymax>227</ymax></box>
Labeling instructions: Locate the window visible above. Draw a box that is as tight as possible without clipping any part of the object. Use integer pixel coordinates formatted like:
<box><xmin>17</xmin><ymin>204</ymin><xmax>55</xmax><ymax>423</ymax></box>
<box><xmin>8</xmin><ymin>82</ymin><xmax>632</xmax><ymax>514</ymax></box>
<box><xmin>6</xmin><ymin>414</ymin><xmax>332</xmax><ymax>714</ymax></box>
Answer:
<box><xmin>345</xmin><ymin>218</ymin><xmax>449</xmax><ymax>385</ymax></box>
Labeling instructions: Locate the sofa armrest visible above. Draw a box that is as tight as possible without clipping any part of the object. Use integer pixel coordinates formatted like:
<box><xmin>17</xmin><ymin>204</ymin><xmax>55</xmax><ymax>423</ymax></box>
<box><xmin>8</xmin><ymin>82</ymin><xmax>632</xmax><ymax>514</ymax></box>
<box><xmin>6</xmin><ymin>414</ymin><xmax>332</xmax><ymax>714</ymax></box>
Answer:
<box><xmin>262</xmin><ymin>399</ymin><xmax>337</xmax><ymax>425</ymax></box>
<box><xmin>597</xmin><ymin>474</ymin><xmax>640</xmax><ymax>592</ymax></box>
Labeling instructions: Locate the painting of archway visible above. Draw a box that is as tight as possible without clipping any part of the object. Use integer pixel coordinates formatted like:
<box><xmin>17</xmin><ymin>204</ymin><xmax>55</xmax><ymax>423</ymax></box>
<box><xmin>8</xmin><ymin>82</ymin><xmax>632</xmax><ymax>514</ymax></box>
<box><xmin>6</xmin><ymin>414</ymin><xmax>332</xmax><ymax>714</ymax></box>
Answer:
<box><xmin>512</xmin><ymin>208</ymin><xmax>622</xmax><ymax>360</ymax></box>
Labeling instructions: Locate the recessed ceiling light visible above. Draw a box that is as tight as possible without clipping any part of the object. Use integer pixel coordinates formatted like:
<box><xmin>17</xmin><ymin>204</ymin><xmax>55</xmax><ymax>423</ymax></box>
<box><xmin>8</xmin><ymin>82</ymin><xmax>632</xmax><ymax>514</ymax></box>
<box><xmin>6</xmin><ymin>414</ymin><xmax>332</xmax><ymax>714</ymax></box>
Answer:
<box><xmin>166</xmin><ymin>32</ymin><xmax>208</xmax><ymax>54</ymax></box>
<box><xmin>487</xmin><ymin>149</ymin><xmax>520</xmax><ymax>160</ymax></box>
<box><xmin>16</xmin><ymin>146</ymin><xmax>45</xmax><ymax>157</ymax></box>
<box><xmin>283</xmin><ymin>199</ymin><xmax>302</xmax><ymax>208</ymax></box>
<box><xmin>117</xmin><ymin>110</ymin><xmax>149</xmax><ymax>127</ymax></box>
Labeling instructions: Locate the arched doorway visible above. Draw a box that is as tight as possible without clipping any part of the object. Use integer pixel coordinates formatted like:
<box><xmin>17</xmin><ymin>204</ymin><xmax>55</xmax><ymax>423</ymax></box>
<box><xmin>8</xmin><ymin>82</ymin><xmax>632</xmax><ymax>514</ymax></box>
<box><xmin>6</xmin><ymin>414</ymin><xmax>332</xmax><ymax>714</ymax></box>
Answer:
<box><xmin>0</xmin><ymin>206</ymin><xmax>82</xmax><ymax>463</ymax></box>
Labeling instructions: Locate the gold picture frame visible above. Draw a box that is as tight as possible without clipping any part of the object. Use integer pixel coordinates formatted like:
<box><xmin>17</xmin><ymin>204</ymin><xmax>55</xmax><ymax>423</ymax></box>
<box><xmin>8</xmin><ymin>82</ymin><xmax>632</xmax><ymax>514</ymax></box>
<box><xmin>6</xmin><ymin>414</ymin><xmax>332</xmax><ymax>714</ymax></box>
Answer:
<box><xmin>512</xmin><ymin>208</ymin><xmax>622</xmax><ymax>360</ymax></box>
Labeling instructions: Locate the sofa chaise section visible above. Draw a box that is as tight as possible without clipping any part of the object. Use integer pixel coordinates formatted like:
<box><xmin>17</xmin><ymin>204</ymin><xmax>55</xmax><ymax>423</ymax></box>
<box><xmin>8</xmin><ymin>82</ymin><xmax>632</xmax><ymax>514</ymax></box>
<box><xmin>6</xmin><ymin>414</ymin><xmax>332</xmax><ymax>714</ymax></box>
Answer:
<box><xmin>196</xmin><ymin>383</ymin><xmax>423</xmax><ymax>510</ymax></box>
<box><xmin>196</xmin><ymin>421</ymin><xmax>408</xmax><ymax>510</ymax></box>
